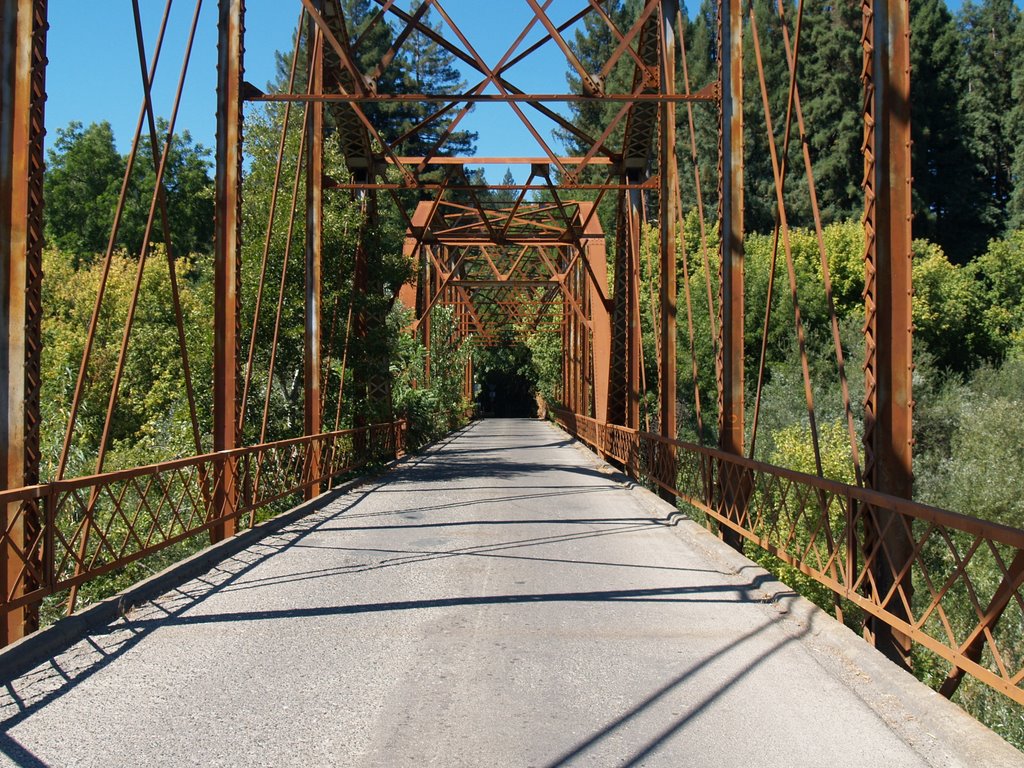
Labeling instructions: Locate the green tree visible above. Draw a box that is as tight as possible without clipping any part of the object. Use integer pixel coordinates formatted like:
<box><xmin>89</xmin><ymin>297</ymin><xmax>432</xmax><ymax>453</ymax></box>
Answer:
<box><xmin>959</xmin><ymin>0</ymin><xmax>1022</xmax><ymax>241</ymax></box>
<box><xmin>391</xmin><ymin>305</ymin><xmax>473</xmax><ymax>448</ymax></box>
<box><xmin>910</xmin><ymin>0</ymin><xmax>986</xmax><ymax>262</ymax></box>
<box><xmin>911</xmin><ymin>239</ymin><xmax>993</xmax><ymax>372</ymax></box>
<box><xmin>40</xmin><ymin>246</ymin><xmax>213</xmax><ymax>480</ymax></box>
<box><xmin>968</xmin><ymin>229</ymin><xmax>1024</xmax><ymax>357</ymax></box>
<box><xmin>1008</xmin><ymin>20</ymin><xmax>1024</xmax><ymax>231</ymax></box>
<box><xmin>397</xmin><ymin>8</ymin><xmax>477</xmax><ymax>158</ymax></box>
<box><xmin>44</xmin><ymin>120</ymin><xmax>215</xmax><ymax>265</ymax></box>
<box><xmin>275</xmin><ymin>3</ymin><xmax>475</xmax><ymax>159</ymax></box>
<box><xmin>560</xmin><ymin>0</ymin><xmax>638</xmax><ymax>160</ymax></box>
<box><xmin>796</xmin><ymin>0</ymin><xmax>863</xmax><ymax>225</ymax></box>
<box><xmin>125</xmin><ymin>121</ymin><xmax>215</xmax><ymax>259</ymax></box>
<box><xmin>44</xmin><ymin>121</ymin><xmax>124</xmax><ymax>264</ymax></box>
<box><xmin>742</xmin><ymin>0</ymin><xmax>798</xmax><ymax>233</ymax></box>
<box><xmin>678</xmin><ymin>0</ymin><xmax>720</xmax><ymax>217</ymax></box>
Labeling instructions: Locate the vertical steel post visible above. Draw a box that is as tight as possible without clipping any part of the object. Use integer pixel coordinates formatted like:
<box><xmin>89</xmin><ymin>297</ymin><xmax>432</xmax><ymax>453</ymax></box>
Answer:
<box><xmin>608</xmin><ymin>182</ymin><xmax>641</xmax><ymax>430</ymax></box>
<box><xmin>863</xmin><ymin>0</ymin><xmax>914</xmax><ymax>669</ymax></box>
<box><xmin>719</xmin><ymin>0</ymin><xmax>745</xmax><ymax>550</ymax></box>
<box><xmin>304</xmin><ymin>12</ymin><xmax>323</xmax><ymax>500</ymax></box>
<box><xmin>423</xmin><ymin>247</ymin><xmax>433</xmax><ymax>388</ymax></box>
<box><xmin>0</xmin><ymin>0</ymin><xmax>45</xmax><ymax>645</ymax></box>
<box><xmin>626</xmin><ymin>185</ymin><xmax>642</xmax><ymax>430</ymax></box>
<box><xmin>561</xmin><ymin>293</ymin><xmax>568</xmax><ymax>407</ymax></box>
<box><xmin>580</xmin><ymin>203</ymin><xmax>610</xmax><ymax>424</ymax></box>
<box><xmin>576</xmin><ymin>265</ymin><xmax>584</xmax><ymax>414</ymax></box>
<box><xmin>571</xmin><ymin>273</ymin><xmax>577</xmax><ymax>414</ymax></box>
<box><xmin>212</xmin><ymin>0</ymin><xmax>244</xmax><ymax>542</ymax></box>
<box><xmin>352</xmin><ymin>179</ymin><xmax>370</xmax><ymax>432</ymax></box>
<box><xmin>581</xmin><ymin>263</ymin><xmax>592</xmax><ymax>417</ymax></box>
<box><xmin>659</xmin><ymin>0</ymin><xmax>679</xmax><ymax>446</ymax></box>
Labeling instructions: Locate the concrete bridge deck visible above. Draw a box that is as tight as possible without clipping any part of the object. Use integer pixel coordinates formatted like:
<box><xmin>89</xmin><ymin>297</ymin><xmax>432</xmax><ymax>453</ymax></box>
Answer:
<box><xmin>1</xmin><ymin>419</ymin><xmax>1019</xmax><ymax>767</ymax></box>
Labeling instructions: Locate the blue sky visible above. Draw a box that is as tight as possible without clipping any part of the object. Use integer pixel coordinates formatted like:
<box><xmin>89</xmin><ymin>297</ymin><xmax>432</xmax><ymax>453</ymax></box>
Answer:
<box><xmin>47</xmin><ymin>1</ymin><xmax>713</xmax><ymax>182</ymax></box>
<box><xmin>44</xmin><ymin>0</ymin><xmax>1003</xmax><ymax>183</ymax></box>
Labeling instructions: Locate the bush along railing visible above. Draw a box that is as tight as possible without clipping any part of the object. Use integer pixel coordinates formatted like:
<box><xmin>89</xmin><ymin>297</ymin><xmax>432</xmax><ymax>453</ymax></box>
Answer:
<box><xmin>0</xmin><ymin>421</ymin><xmax>407</xmax><ymax>644</ymax></box>
<box><xmin>550</xmin><ymin>408</ymin><xmax>1024</xmax><ymax>709</ymax></box>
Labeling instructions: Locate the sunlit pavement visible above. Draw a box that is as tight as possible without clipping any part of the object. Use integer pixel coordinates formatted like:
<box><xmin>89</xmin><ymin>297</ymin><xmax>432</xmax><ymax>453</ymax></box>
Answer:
<box><xmin>2</xmin><ymin>419</ymin><xmax>1019</xmax><ymax>767</ymax></box>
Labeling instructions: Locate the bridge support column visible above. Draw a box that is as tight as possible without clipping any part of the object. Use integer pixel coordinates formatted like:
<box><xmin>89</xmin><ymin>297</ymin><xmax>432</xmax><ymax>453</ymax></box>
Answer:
<box><xmin>0</xmin><ymin>0</ymin><xmax>45</xmax><ymax>646</ymax></box>
<box><xmin>304</xmin><ymin>12</ymin><xmax>323</xmax><ymax>500</ymax></box>
<box><xmin>862</xmin><ymin>0</ymin><xmax>914</xmax><ymax>670</ymax></box>
<box><xmin>718</xmin><ymin>0</ymin><xmax>747</xmax><ymax>550</ymax></box>
<box><xmin>580</xmin><ymin>203</ymin><xmax>610</xmax><ymax>425</ymax></box>
<box><xmin>659</xmin><ymin>0</ymin><xmax>678</xmax><ymax>448</ymax></box>
<box><xmin>608</xmin><ymin>179</ymin><xmax>641</xmax><ymax>431</ymax></box>
<box><xmin>212</xmin><ymin>0</ymin><xmax>244</xmax><ymax>542</ymax></box>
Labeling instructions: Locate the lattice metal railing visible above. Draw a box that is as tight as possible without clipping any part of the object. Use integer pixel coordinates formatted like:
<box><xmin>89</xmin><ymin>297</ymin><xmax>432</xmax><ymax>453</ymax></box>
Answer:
<box><xmin>1</xmin><ymin>421</ymin><xmax>406</xmax><ymax>626</ymax></box>
<box><xmin>551</xmin><ymin>408</ymin><xmax>1024</xmax><ymax>707</ymax></box>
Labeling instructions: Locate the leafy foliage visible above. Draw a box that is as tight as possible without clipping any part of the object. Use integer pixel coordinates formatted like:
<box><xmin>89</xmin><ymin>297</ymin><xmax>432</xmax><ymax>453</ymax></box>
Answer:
<box><xmin>39</xmin><ymin>246</ymin><xmax>213</xmax><ymax>481</ymax></box>
<box><xmin>391</xmin><ymin>305</ymin><xmax>474</xmax><ymax>448</ymax></box>
<box><xmin>44</xmin><ymin>120</ymin><xmax>215</xmax><ymax>266</ymax></box>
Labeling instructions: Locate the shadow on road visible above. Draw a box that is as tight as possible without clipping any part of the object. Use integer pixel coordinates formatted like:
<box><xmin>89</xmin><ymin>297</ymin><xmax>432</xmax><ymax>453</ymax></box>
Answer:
<box><xmin>0</xmin><ymin>419</ymin><xmax>802</xmax><ymax>767</ymax></box>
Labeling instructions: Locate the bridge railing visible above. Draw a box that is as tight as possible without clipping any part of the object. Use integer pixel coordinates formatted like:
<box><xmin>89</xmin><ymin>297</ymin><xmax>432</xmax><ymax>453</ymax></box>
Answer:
<box><xmin>551</xmin><ymin>408</ymin><xmax>1024</xmax><ymax>708</ymax></box>
<box><xmin>1</xmin><ymin>420</ymin><xmax>406</xmax><ymax>634</ymax></box>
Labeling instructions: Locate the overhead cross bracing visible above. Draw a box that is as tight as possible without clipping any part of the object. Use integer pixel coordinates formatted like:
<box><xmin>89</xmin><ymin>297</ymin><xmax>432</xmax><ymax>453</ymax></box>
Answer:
<box><xmin>272</xmin><ymin>0</ymin><xmax>693</xmax><ymax>436</ymax></box>
<box><xmin>401</xmin><ymin>196</ymin><xmax>608</xmax><ymax>371</ymax></box>
<box><xmin>274</xmin><ymin>0</ymin><xmax>710</xmax><ymax>193</ymax></box>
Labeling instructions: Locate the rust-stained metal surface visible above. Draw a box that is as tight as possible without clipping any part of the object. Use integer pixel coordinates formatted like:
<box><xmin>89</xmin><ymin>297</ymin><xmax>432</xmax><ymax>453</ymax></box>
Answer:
<box><xmin>718</xmin><ymin>0</ymin><xmax>746</xmax><ymax>550</ymax></box>
<box><xmin>0</xmin><ymin>0</ymin><xmax>45</xmax><ymax>646</ymax></box>
<box><xmin>862</xmin><ymin>0</ymin><xmax>915</xmax><ymax>669</ymax></box>
<box><xmin>213</xmin><ymin>0</ymin><xmax>245</xmax><ymax>543</ymax></box>
<box><xmin>552</xmin><ymin>408</ymin><xmax>1024</xmax><ymax>709</ymax></box>
<box><xmin>305</xmin><ymin>9</ymin><xmax>324</xmax><ymax>501</ymax></box>
<box><xmin>0</xmin><ymin>421</ymin><xmax>406</xmax><ymax>624</ymax></box>
<box><xmin>658</xmin><ymin>0</ymin><xmax>679</xmax><ymax>446</ymax></box>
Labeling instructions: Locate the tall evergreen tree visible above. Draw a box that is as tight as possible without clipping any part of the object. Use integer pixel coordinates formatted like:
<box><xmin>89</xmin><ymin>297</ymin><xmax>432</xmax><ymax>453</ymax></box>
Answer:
<box><xmin>796</xmin><ymin>0</ymin><xmax>863</xmax><ymax>225</ymax></box>
<box><xmin>742</xmin><ymin>0</ymin><xmax>798</xmax><ymax>233</ymax></box>
<box><xmin>560</xmin><ymin>0</ymin><xmax>638</xmax><ymax>167</ymax></box>
<box><xmin>396</xmin><ymin>8</ymin><xmax>477</xmax><ymax>158</ymax></box>
<box><xmin>1007</xmin><ymin>20</ymin><xmax>1024</xmax><ymax>232</ymax></box>
<box><xmin>678</xmin><ymin>0</ymin><xmax>721</xmax><ymax>217</ymax></box>
<box><xmin>910</xmin><ymin>0</ymin><xmax>985</xmax><ymax>262</ymax></box>
<box><xmin>959</xmin><ymin>0</ymin><xmax>1022</xmax><ymax>241</ymax></box>
<box><xmin>551</xmin><ymin>0</ymin><xmax>643</xmax><ymax>247</ymax></box>
<box><xmin>273</xmin><ymin>2</ymin><xmax>475</xmax><ymax>158</ymax></box>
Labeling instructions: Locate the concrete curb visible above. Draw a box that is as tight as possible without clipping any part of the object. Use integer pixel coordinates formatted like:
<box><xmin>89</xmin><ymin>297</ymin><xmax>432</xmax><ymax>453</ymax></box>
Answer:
<box><xmin>549</xmin><ymin>421</ymin><xmax>1024</xmax><ymax>767</ymax></box>
<box><xmin>0</xmin><ymin>456</ymin><xmax>408</xmax><ymax>686</ymax></box>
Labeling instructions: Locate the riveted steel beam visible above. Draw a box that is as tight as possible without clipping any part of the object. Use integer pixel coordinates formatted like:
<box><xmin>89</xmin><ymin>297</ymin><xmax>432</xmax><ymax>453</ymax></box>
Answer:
<box><xmin>719</xmin><ymin>0</ymin><xmax>746</xmax><ymax>550</ymax></box>
<box><xmin>212</xmin><ymin>0</ymin><xmax>244</xmax><ymax>542</ymax></box>
<box><xmin>305</xmin><ymin>11</ymin><xmax>324</xmax><ymax>501</ymax></box>
<box><xmin>862</xmin><ymin>0</ymin><xmax>914</xmax><ymax>670</ymax></box>
<box><xmin>659</xmin><ymin>0</ymin><xmax>679</xmax><ymax>452</ymax></box>
<box><xmin>0</xmin><ymin>0</ymin><xmax>45</xmax><ymax>645</ymax></box>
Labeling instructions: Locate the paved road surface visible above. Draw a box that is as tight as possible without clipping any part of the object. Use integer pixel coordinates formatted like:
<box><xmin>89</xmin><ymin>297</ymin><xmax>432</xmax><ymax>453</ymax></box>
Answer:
<box><xmin>1</xmin><ymin>419</ymin><xmax>1020</xmax><ymax>767</ymax></box>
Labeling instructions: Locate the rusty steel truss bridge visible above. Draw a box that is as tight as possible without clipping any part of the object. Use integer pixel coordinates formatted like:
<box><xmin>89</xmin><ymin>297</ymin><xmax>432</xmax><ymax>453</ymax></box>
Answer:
<box><xmin>2</xmin><ymin>0</ymin><xmax>1023</xmax><ymax>720</ymax></box>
